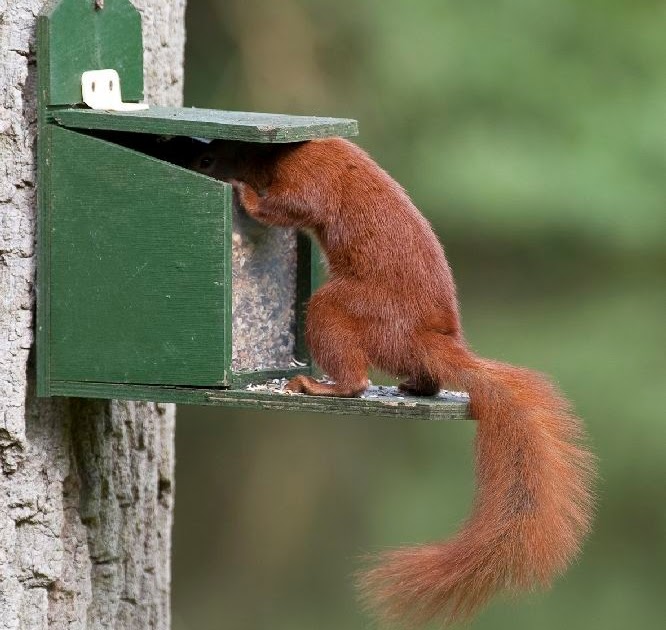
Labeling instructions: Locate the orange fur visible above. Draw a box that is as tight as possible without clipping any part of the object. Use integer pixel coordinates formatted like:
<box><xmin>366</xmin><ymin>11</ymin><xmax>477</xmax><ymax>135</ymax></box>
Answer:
<box><xmin>193</xmin><ymin>138</ymin><xmax>596</xmax><ymax>626</ymax></box>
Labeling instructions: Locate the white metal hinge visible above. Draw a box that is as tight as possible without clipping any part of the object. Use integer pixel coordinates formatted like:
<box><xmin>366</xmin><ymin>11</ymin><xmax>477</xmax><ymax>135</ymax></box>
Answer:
<box><xmin>81</xmin><ymin>69</ymin><xmax>149</xmax><ymax>112</ymax></box>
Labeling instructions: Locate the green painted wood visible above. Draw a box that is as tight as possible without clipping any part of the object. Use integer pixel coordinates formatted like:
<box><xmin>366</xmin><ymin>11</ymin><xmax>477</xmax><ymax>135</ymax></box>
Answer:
<box><xmin>49</xmin><ymin>381</ymin><xmax>472</xmax><ymax>420</ymax></box>
<box><xmin>36</xmin><ymin>15</ymin><xmax>53</xmax><ymax>396</ymax></box>
<box><xmin>294</xmin><ymin>233</ymin><xmax>312</xmax><ymax>363</ymax></box>
<box><xmin>221</xmin><ymin>169</ymin><xmax>234</xmax><ymax>383</ymax></box>
<box><xmin>310</xmin><ymin>240</ymin><xmax>327</xmax><ymax>295</ymax></box>
<box><xmin>307</xmin><ymin>239</ymin><xmax>328</xmax><ymax>374</ymax></box>
<box><xmin>208</xmin><ymin>389</ymin><xmax>470</xmax><ymax>421</ymax></box>
<box><xmin>50</xmin><ymin>380</ymin><xmax>218</xmax><ymax>405</ymax></box>
<box><xmin>52</xmin><ymin>107</ymin><xmax>359</xmax><ymax>142</ymax></box>
<box><xmin>49</xmin><ymin>127</ymin><xmax>232</xmax><ymax>385</ymax></box>
<box><xmin>39</xmin><ymin>0</ymin><xmax>143</xmax><ymax>106</ymax></box>
<box><xmin>36</xmin><ymin>0</ymin><xmax>145</xmax><ymax>395</ymax></box>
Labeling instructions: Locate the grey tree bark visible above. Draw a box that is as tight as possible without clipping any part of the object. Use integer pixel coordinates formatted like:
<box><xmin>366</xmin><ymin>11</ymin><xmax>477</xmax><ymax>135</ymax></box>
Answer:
<box><xmin>0</xmin><ymin>1</ymin><xmax>187</xmax><ymax>628</ymax></box>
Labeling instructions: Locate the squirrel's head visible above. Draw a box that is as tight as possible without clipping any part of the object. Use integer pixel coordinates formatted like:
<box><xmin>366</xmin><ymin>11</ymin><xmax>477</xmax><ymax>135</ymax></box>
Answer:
<box><xmin>189</xmin><ymin>140</ymin><xmax>293</xmax><ymax>194</ymax></box>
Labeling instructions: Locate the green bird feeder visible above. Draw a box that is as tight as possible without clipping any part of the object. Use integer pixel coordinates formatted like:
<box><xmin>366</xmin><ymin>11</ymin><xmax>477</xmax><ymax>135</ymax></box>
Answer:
<box><xmin>36</xmin><ymin>0</ymin><xmax>469</xmax><ymax>421</ymax></box>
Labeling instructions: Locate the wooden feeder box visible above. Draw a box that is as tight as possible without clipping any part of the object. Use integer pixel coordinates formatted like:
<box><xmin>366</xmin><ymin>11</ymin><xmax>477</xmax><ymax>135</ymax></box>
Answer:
<box><xmin>36</xmin><ymin>0</ymin><xmax>469</xmax><ymax>421</ymax></box>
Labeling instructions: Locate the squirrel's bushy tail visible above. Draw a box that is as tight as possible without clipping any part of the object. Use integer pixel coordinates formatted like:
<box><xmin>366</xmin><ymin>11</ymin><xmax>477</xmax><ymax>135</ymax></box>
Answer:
<box><xmin>359</xmin><ymin>347</ymin><xmax>596</xmax><ymax>626</ymax></box>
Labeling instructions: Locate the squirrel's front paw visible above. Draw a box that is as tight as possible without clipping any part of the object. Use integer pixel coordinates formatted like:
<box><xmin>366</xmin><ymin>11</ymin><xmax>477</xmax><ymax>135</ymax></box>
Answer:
<box><xmin>229</xmin><ymin>179</ymin><xmax>260</xmax><ymax>216</ymax></box>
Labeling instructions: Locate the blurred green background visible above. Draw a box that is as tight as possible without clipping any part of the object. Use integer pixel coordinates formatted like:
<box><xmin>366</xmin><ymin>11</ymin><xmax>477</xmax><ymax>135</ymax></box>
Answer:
<box><xmin>173</xmin><ymin>1</ymin><xmax>666</xmax><ymax>628</ymax></box>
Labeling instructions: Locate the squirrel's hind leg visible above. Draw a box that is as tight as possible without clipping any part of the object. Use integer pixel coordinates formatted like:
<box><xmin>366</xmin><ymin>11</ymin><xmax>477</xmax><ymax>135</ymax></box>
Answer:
<box><xmin>285</xmin><ymin>343</ymin><xmax>369</xmax><ymax>397</ymax></box>
<box><xmin>285</xmin><ymin>292</ymin><xmax>370</xmax><ymax>398</ymax></box>
<box><xmin>398</xmin><ymin>374</ymin><xmax>441</xmax><ymax>396</ymax></box>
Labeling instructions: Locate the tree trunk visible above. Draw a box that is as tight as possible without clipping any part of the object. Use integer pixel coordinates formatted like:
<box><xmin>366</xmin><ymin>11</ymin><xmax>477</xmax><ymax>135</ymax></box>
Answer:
<box><xmin>0</xmin><ymin>1</ymin><xmax>186</xmax><ymax>628</ymax></box>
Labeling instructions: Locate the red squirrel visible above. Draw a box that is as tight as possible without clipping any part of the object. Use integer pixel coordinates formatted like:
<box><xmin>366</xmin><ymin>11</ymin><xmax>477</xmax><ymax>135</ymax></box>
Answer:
<box><xmin>192</xmin><ymin>138</ymin><xmax>596</xmax><ymax>626</ymax></box>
